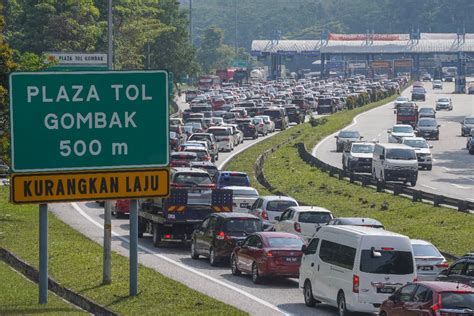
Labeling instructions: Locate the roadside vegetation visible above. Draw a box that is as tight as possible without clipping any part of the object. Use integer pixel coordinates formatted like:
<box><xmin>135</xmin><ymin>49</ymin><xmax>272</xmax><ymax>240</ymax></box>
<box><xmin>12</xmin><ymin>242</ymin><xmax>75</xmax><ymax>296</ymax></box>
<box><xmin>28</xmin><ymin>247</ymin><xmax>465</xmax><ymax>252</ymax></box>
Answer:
<box><xmin>225</xmin><ymin>94</ymin><xmax>474</xmax><ymax>257</ymax></box>
<box><xmin>0</xmin><ymin>189</ymin><xmax>244</xmax><ymax>316</ymax></box>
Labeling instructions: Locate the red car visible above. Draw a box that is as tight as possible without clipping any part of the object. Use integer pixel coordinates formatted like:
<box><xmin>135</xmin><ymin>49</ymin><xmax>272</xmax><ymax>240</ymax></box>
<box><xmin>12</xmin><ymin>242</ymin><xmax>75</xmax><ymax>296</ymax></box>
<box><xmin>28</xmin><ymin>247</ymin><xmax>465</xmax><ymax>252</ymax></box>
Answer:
<box><xmin>113</xmin><ymin>199</ymin><xmax>129</xmax><ymax>218</ymax></box>
<box><xmin>230</xmin><ymin>232</ymin><xmax>305</xmax><ymax>284</ymax></box>
<box><xmin>379</xmin><ymin>281</ymin><xmax>474</xmax><ymax>316</ymax></box>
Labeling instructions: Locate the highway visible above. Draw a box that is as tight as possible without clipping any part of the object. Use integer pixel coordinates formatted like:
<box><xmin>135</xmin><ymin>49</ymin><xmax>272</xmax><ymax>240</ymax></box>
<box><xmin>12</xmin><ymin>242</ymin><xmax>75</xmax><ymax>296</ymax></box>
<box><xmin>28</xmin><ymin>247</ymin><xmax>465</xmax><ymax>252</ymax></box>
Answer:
<box><xmin>314</xmin><ymin>82</ymin><xmax>474</xmax><ymax>202</ymax></box>
<box><xmin>50</xmin><ymin>118</ymin><xmax>339</xmax><ymax>316</ymax></box>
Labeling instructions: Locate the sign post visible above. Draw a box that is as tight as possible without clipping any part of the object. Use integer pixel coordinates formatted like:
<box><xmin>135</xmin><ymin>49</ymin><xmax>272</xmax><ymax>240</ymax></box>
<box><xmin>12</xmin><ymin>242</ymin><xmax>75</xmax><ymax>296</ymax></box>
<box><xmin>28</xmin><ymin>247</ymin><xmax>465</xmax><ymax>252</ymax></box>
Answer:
<box><xmin>9</xmin><ymin>70</ymin><xmax>170</xmax><ymax>301</ymax></box>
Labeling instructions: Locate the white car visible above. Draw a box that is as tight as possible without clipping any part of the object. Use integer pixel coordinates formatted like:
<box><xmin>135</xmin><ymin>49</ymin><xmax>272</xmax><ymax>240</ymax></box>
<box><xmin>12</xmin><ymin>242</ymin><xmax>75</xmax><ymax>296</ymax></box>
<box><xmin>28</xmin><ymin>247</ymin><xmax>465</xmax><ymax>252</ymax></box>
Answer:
<box><xmin>387</xmin><ymin>124</ymin><xmax>415</xmax><ymax>143</ymax></box>
<box><xmin>435</xmin><ymin>97</ymin><xmax>453</xmax><ymax>111</ymax></box>
<box><xmin>411</xmin><ymin>239</ymin><xmax>448</xmax><ymax>281</ymax></box>
<box><xmin>248</xmin><ymin>195</ymin><xmax>299</xmax><ymax>223</ymax></box>
<box><xmin>207</xmin><ymin>126</ymin><xmax>234</xmax><ymax>152</ymax></box>
<box><xmin>225</xmin><ymin>186</ymin><xmax>259</xmax><ymax>213</ymax></box>
<box><xmin>273</xmin><ymin>206</ymin><xmax>333</xmax><ymax>240</ymax></box>
<box><xmin>255</xmin><ymin>115</ymin><xmax>276</xmax><ymax>133</ymax></box>
<box><xmin>401</xmin><ymin>137</ymin><xmax>433</xmax><ymax>170</ymax></box>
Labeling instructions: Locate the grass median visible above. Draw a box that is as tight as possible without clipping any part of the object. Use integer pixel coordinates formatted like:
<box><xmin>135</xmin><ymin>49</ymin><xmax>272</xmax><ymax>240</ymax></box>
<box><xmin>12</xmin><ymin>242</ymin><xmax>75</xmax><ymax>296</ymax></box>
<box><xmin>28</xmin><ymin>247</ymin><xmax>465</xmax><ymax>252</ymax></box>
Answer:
<box><xmin>0</xmin><ymin>188</ymin><xmax>244</xmax><ymax>316</ymax></box>
<box><xmin>225</xmin><ymin>94</ymin><xmax>474</xmax><ymax>257</ymax></box>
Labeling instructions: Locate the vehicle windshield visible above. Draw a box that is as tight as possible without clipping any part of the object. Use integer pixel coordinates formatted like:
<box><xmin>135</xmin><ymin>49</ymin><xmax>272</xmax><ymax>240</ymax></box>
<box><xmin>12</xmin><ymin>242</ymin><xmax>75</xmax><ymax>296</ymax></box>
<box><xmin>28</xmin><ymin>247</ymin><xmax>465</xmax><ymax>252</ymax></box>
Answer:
<box><xmin>396</xmin><ymin>97</ymin><xmax>408</xmax><ymax>102</ymax></box>
<box><xmin>418</xmin><ymin>119</ymin><xmax>437</xmax><ymax>127</ymax></box>
<box><xmin>209</xmin><ymin>129</ymin><xmax>229</xmax><ymax>136</ymax></box>
<box><xmin>398</xmin><ymin>108</ymin><xmax>416</xmax><ymax>116</ymax></box>
<box><xmin>352</xmin><ymin>144</ymin><xmax>375</xmax><ymax>153</ymax></box>
<box><xmin>465</xmin><ymin>118</ymin><xmax>474</xmax><ymax>124</ymax></box>
<box><xmin>232</xmin><ymin>188</ymin><xmax>258</xmax><ymax>196</ymax></box>
<box><xmin>257</xmin><ymin>116</ymin><xmax>270</xmax><ymax>122</ymax></box>
<box><xmin>412</xmin><ymin>244</ymin><xmax>442</xmax><ymax>257</ymax></box>
<box><xmin>174</xmin><ymin>172</ymin><xmax>211</xmax><ymax>185</ymax></box>
<box><xmin>393</xmin><ymin>126</ymin><xmax>413</xmax><ymax>133</ymax></box>
<box><xmin>266</xmin><ymin>200</ymin><xmax>298</xmax><ymax>212</ymax></box>
<box><xmin>263</xmin><ymin>110</ymin><xmax>282</xmax><ymax>119</ymax></box>
<box><xmin>339</xmin><ymin>131</ymin><xmax>360</xmax><ymax>138</ymax></box>
<box><xmin>220</xmin><ymin>175</ymin><xmax>248</xmax><ymax>186</ymax></box>
<box><xmin>298</xmin><ymin>212</ymin><xmax>332</xmax><ymax>224</ymax></box>
<box><xmin>252</xmin><ymin>118</ymin><xmax>263</xmax><ymax>124</ymax></box>
<box><xmin>171</xmin><ymin>153</ymin><xmax>197</xmax><ymax>161</ymax></box>
<box><xmin>360</xmin><ymin>250</ymin><xmax>414</xmax><ymax>274</ymax></box>
<box><xmin>223</xmin><ymin>113</ymin><xmax>236</xmax><ymax>119</ymax></box>
<box><xmin>413</xmin><ymin>88</ymin><xmax>425</xmax><ymax>93</ymax></box>
<box><xmin>185</xmin><ymin>122</ymin><xmax>202</xmax><ymax>129</ymax></box>
<box><xmin>438</xmin><ymin>98</ymin><xmax>449</xmax><ymax>102</ymax></box>
<box><xmin>186</xmin><ymin>149</ymin><xmax>208</xmax><ymax>158</ymax></box>
<box><xmin>386</xmin><ymin>148</ymin><xmax>416</xmax><ymax>160</ymax></box>
<box><xmin>403</xmin><ymin>139</ymin><xmax>429</xmax><ymax>148</ymax></box>
<box><xmin>189</xmin><ymin>135</ymin><xmax>210</xmax><ymax>142</ymax></box>
<box><xmin>267</xmin><ymin>237</ymin><xmax>304</xmax><ymax>248</ymax></box>
<box><xmin>440</xmin><ymin>292</ymin><xmax>474</xmax><ymax>310</ymax></box>
<box><xmin>224</xmin><ymin>219</ymin><xmax>262</xmax><ymax>234</ymax></box>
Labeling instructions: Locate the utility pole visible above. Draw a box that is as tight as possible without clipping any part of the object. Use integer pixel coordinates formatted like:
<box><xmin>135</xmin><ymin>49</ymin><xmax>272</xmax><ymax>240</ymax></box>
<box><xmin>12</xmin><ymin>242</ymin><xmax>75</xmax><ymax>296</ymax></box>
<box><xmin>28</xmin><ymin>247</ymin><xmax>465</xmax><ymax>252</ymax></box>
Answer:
<box><xmin>103</xmin><ymin>0</ymin><xmax>113</xmax><ymax>286</ymax></box>
<box><xmin>234</xmin><ymin>0</ymin><xmax>238</xmax><ymax>53</ymax></box>
<box><xmin>189</xmin><ymin>0</ymin><xmax>193</xmax><ymax>44</ymax></box>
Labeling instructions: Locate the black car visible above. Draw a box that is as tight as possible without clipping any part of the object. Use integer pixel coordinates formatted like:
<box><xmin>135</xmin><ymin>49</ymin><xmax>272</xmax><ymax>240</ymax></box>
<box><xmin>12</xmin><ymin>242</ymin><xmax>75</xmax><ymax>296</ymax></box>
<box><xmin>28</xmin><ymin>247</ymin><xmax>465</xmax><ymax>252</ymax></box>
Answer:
<box><xmin>236</xmin><ymin>118</ymin><xmax>258</xmax><ymax>139</ymax></box>
<box><xmin>416</xmin><ymin>118</ymin><xmax>440</xmax><ymax>140</ymax></box>
<box><xmin>190</xmin><ymin>213</ymin><xmax>263</xmax><ymax>266</ymax></box>
<box><xmin>436</xmin><ymin>253</ymin><xmax>474</xmax><ymax>287</ymax></box>
<box><xmin>418</xmin><ymin>107</ymin><xmax>436</xmax><ymax>119</ymax></box>
<box><xmin>284</xmin><ymin>105</ymin><xmax>305</xmax><ymax>124</ymax></box>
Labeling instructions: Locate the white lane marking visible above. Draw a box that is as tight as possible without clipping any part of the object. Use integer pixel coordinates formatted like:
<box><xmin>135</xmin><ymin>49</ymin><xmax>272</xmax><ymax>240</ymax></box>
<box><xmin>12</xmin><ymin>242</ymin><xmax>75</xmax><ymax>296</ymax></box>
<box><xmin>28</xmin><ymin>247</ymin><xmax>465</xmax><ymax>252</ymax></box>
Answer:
<box><xmin>468</xmin><ymin>198</ymin><xmax>474</xmax><ymax>202</ymax></box>
<box><xmin>441</xmin><ymin>167</ymin><xmax>452</xmax><ymax>172</ymax></box>
<box><xmin>71</xmin><ymin>203</ymin><xmax>288</xmax><ymax>315</ymax></box>
<box><xmin>451</xmin><ymin>184</ymin><xmax>471</xmax><ymax>189</ymax></box>
<box><xmin>313</xmin><ymin>100</ymin><xmax>393</xmax><ymax>156</ymax></box>
<box><xmin>421</xmin><ymin>184</ymin><xmax>437</xmax><ymax>190</ymax></box>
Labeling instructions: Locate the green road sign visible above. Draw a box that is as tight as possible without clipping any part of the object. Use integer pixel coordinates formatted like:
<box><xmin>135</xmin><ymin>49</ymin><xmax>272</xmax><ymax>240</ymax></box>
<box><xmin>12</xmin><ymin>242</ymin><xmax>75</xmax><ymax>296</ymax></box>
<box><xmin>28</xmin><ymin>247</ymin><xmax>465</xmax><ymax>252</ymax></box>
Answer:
<box><xmin>231</xmin><ymin>59</ymin><xmax>248</xmax><ymax>68</ymax></box>
<box><xmin>10</xmin><ymin>71</ymin><xmax>169</xmax><ymax>173</ymax></box>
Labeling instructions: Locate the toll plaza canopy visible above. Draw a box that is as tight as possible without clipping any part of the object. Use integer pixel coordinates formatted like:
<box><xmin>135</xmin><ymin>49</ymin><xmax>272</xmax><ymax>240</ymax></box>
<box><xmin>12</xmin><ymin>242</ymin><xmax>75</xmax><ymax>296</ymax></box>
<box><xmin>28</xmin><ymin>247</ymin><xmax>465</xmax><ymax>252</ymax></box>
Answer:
<box><xmin>251</xmin><ymin>33</ymin><xmax>474</xmax><ymax>55</ymax></box>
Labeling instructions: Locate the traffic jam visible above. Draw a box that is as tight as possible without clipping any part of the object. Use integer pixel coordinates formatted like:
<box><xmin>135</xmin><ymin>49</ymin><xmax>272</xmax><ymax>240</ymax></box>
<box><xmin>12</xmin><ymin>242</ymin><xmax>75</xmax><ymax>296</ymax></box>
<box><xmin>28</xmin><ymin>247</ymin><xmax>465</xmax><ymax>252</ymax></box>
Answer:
<box><xmin>114</xmin><ymin>75</ymin><xmax>472</xmax><ymax>316</ymax></box>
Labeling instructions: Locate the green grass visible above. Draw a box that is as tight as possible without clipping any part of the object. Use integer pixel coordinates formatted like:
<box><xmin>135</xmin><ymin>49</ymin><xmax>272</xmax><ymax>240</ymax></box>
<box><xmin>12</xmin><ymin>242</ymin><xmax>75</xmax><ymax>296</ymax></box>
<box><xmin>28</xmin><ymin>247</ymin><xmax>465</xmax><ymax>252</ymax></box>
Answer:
<box><xmin>225</xmin><ymin>93</ymin><xmax>474</xmax><ymax>257</ymax></box>
<box><xmin>0</xmin><ymin>188</ymin><xmax>245</xmax><ymax>316</ymax></box>
<box><xmin>0</xmin><ymin>260</ymin><xmax>85</xmax><ymax>315</ymax></box>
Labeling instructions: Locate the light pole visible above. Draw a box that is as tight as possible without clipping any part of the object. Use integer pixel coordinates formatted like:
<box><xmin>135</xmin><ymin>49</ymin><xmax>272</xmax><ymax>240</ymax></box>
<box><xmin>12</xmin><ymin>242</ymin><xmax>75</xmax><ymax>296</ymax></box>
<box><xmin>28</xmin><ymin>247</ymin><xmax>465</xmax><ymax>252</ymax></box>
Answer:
<box><xmin>234</xmin><ymin>0</ymin><xmax>238</xmax><ymax>53</ymax></box>
<box><xmin>189</xmin><ymin>0</ymin><xmax>193</xmax><ymax>44</ymax></box>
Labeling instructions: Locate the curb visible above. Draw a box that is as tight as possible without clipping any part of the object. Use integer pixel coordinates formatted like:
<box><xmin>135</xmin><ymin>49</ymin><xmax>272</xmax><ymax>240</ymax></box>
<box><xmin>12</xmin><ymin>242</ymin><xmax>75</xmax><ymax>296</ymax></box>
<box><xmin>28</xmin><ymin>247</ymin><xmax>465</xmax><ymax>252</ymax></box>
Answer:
<box><xmin>0</xmin><ymin>248</ymin><xmax>118</xmax><ymax>316</ymax></box>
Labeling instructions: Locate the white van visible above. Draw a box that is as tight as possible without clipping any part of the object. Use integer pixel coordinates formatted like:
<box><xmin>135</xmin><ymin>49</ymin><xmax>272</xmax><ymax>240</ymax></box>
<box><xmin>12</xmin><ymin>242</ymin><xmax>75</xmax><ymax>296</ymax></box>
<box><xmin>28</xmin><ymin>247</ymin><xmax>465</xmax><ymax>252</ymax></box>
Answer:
<box><xmin>299</xmin><ymin>226</ymin><xmax>416</xmax><ymax>315</ymax></box>
<box><xmin>372</xmin><ymin>143</ymin><xmax>418</xmax><ymax>186</ymax></box>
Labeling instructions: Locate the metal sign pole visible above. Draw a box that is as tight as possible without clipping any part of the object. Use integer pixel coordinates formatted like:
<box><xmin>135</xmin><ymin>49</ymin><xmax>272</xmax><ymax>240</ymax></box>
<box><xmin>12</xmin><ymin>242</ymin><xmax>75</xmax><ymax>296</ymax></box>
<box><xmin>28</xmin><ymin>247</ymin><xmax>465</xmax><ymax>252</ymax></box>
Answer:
<box><xmin>39</xmin><ymin>203</ymin><xmax>48</xmax><ymax>304</ymax></box>
<box><xmin>103</xmin><ymin>201</ymin><xmax>112</xmax><ymax>284</ymax></box>
<box><xmin>129</xmin><ymin>199</ymin><xmax>138</xmax><ymax>296</ymax></box>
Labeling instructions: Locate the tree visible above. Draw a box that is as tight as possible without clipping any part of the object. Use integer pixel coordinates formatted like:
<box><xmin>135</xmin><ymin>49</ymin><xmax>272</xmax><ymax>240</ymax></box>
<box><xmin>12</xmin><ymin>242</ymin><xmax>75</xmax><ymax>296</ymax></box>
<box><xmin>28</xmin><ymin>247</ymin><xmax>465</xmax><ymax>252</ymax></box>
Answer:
<box><xmin>197</xmin><ymin>25</ymin><xmax>236</xmax><ymax>73</ymax></box>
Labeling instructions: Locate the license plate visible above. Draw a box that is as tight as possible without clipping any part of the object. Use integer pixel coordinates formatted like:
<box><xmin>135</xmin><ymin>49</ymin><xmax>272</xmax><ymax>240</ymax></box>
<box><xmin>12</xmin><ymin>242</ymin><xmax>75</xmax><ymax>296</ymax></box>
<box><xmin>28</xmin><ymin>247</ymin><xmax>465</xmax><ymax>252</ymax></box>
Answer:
<box><xmin>419</xmin><ymin>265</ymin><xmax>433</xmax><ymax>271</ymax></box>
<box><xmin>284</xmin><ymin>257</ymin><xmax>298</xmax><ymax>263</ymax></box>
<box><xmin>377</xmin><ymin>287</ymin><xmax>395</xmax><ymax>294</ymax></box>
<box><xmin>240</xmin><ymin>203</ymin><xmax>249</xmax><ymax>208</ymax></box>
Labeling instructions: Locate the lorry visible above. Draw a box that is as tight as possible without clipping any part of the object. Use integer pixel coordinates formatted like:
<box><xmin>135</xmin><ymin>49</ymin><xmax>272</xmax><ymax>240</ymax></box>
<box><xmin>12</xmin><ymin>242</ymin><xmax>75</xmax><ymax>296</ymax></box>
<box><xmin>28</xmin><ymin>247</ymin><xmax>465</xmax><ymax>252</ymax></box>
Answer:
<box><xmin>216</xmin><ymin>69</ymin><xmax>236</xmax><ymax>82</ymax></box>
<box><xmin>396</xmin><ymin>102</ymin><xmax>418</xmax><ymax>127</ymax></box>
<box><xmin>250</xmin><ymin>68</ymin><xmax>267</xmax><ymax>82</ymax></box>
<box><xmin>138</xmin><ymin>188</ymin><xmax>233</xmax><ymax>246</ymax></box>
<box><xmin>197</xmin><ymin>75</ymin><xmax>221</xmax><ymax>91</ymax></box>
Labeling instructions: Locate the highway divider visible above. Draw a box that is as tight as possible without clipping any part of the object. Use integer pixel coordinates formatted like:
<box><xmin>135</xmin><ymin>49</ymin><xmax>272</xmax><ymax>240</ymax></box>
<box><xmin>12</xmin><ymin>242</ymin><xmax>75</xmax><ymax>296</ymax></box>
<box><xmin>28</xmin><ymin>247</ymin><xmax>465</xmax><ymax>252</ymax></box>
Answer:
<box><xmin>296</xmin><ymin>142</ymin><xmax>474</xmax><ymax>213</ymax></box>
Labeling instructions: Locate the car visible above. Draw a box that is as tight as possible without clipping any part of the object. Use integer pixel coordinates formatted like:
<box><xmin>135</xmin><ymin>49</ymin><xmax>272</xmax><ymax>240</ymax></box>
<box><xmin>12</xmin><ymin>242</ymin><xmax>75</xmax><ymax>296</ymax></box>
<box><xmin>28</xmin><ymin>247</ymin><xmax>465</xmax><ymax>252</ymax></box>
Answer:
<box><xmin>263</xmin><ymin>107</ymin><xmax>288</xmax><ymax>130</ymax></box>
<box><xmin>112</xmin><ymin>199</ymin><xmax>129</xmax><ymax>218</ymax></box>
<box><xmin>388</xmin><ymin>124</ymin><xmax>416</xmax><ymax>143</ymax></box>
<box><xmin>435</xmin><ymin>97</ymin><xmax>452</xmax><ymax>111</ymax></box>
<box><xmin>273</xmin><ymin>206</ymin><xmax>333</xmax><ymax>240</ymax></box>
<box><xmin>418</xmin><ymin>107</ymin><xmax>436</xmax><ymax>119</ymax></box>
<box><xmin>468</xmin><ymin>83</ymin><xmax>474</xmax><ymax>94</ymax></box>
<box><xmin>394</xmin><ymin>96</ymin><xmax>409</xmax><ymax>109</ymax></box>
<box><xmin>284</xmin><ymin>105</ymin><xmax>305</xmax><ymax>124</ymax></box>
<box><xmin>335</xmin><ymin>130</ymin><xmax>362</xmax><ymax>152</ymax></box>
<box><xmin>224</xmin><ymin>186</ymin><xmax>259</xmax><ymax>213</ymax></box>
<box><xmin>421</xmin><ymin>73</ymin><xmax>432</xmax><ymax>81</ymax></box>
<box><xmin>184</xmin><ymin>121</ymin><xmax>204</xmax><ymax>133</ymax></box>
<box><xmin>182</xmin><ymin>146</ymin><xmax>211</xmax><ymax>162</ymax></box>
<box><xmin>187</xmin><ymin>133</ymin><xmax>219</xmax><ymax>162</ymax></box>
<box><xmin>170</xmin><ymin>167</ymin><xmax>215</xmax><ymax>190</ymax></box>
<box><xmin>254</xmin><ymin>115</ymin><xmax>275</xmax><ymax>133</ymax></box>
<box><xmin>416</xmin><ymin>118</ymin><xmax>440</xmax><ymax>140</ymax></box>
<box><xmin>432</xmin><ymin>79</ymin><xmax>443</xmax><ymax>89</ymax></box>
<box><xmin>223</xmin><ymin>124</ymin><xmax>244</xmax><ymax>145</ymax></box>
<box><xmin>222</xmin><ymin>112</ymin><xmax>238</xmax><ymax>124</ymax></box>
<box><xmin>461</xmin><ymin>116</ymin><xmax>474</xmax><ymax>136</ymax></box>
<box><xmin>327</xmin><ymin>217</ymin><xmax>385</xmax><ymax>229</ymax></box>
<box><xmin>300</xmin><ymin>226</ymin><xmax>416</xmax><ymax>314</ymax></box>
<box><xmin>211</xmin><ymin>117</ymin><xmax>224</xmax><ymax>126</ymax></box>
<box><xmin>372</xmin><ymin>143</ymin><xmax>418</xmax><ymax>186</ymax></box>
<box><xmin>249</xmin><ymin>195</ymin><xmax>299</xmax><ymax>223</ymax></box>
<box><xmin>207</xmin><ymin>126</ymin><xmax>234</xmax><ymax>152</ymax></box>
<box><xmin>467</xmin><ymin>130</ymin><xmax>474</xmax><ymax>154</ymax></box>
<box><xmin>251</xmin><ymin>117</ymin><xmax>268</xmax><ymax>136</ymax></box>
<box><xmin>213</xmin><ymin>171</ymin><xmax>250</xmax><ymax>189</ymax></box>
<box><xmin>436</xmin><ymin>253</ymin><xmax>474</xmax><ymax>287</ymax></box>
<box><xmin>191</xmin><ymin>213</ymin><xmax>263</xmax><ymax>266</ymax></box>
<box><xmin>170</xmin><ymin>151</ymin><xmax>198</xmax><ymax>168</ymax></box>
<box><xmin>230</xmin><ymin>232</ymin><xmax>305</xmax><ymax>283</ymax></box>
<box><xmin>411</xmin><ymin>87</ymin><xmax>426</xmax><ymax>101</ymax></box>
<box><xmin>170</xmin><ymin>117</ymin><xmax>183</xmax><ymax>126</ymax></box>
<box><xmin>379</xmin><ymin>281</ymin><xmax>474</xmax><ymax>316</ymax></box>
<box><xmin>411</xmin><ymin>239</ymin><xmax>448</xmax><ymax>281</ymax></box>
<box><xmin>189</xmin><ymin>161</ymin><xmax>218</xmax><ymax>178</ymax></box>
<box><xmin>236</xmin><ymin>118</ymin><xmax>258</xmax><ymax>139</ymax></box>
<box><xmin>401</xmin><ymin>137</ymin><xmax>433</xmax><ymax>170</ymax></box>
<box><xmin>342</xmin><ymin>142</ymin><xmax>375</xmax><ymax>173</ymax></box>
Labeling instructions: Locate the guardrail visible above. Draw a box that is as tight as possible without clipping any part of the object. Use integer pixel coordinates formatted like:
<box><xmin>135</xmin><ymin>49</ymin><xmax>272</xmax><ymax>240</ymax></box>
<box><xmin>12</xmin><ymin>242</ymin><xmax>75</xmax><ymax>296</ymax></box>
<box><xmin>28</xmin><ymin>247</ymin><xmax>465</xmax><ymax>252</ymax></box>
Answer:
<box><xmin>296</xmin><ymin>142</ymin><xmax>474</xmax><ymax>213</ymax></box>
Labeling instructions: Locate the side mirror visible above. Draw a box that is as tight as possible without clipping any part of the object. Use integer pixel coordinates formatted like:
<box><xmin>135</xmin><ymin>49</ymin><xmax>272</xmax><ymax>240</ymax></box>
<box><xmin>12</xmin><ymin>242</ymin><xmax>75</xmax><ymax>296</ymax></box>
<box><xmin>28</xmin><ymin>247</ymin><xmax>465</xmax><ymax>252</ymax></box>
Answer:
<box><xmin>389</xmin><ymin>294</ymin><xmax>399</xmax><ymax>302</ymax></box>
<box><xmin>301</xmin><ymin>244</ymin><xmax>307</xmax><ymax>254</ymax></box>
<box><xmin>437</xmin><ymin>125</ymin><xmax>441</xmax><ymax>128</ymax></box>
<box><xmin>387</xmin><ymin>129</ymin><xmax>392</xmax><ymax>133</ymax></box>
<box><xmin>334</xmin><ymin>136</ymin><xmax>339</xmax><ymax>139</ymax></box>
<box><xmin>429</xmin><ymin>144</ymin><xmax>433</xmax><ymax>149</ymax></box>
<box><xmin>236</xmin><ymin>240</ymin><xmax>245</xmax><ymax>246</ymax></box>
<box><xmin>275</xmin><ymin>216</ymin><xmax>280</xmax><ymax>221</ymax></box>
<box><xmin>379</xmin><ymin>155</ymin><xmax>385</xmax><ymax>160</ymax></box>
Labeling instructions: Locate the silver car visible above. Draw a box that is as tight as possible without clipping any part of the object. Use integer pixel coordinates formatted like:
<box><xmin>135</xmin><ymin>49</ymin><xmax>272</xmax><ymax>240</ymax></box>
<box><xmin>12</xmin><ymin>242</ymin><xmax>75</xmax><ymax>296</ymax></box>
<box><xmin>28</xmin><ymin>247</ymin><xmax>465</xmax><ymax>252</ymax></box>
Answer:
<box><xmin>411</xmin><ymin>239</ymin><xmax>448</xmax><ymax>281</ymax></box>
<box><xmin>248</xmin><ymin>195</ymin><xmax>299</xmax><ymax>224</ymax></box>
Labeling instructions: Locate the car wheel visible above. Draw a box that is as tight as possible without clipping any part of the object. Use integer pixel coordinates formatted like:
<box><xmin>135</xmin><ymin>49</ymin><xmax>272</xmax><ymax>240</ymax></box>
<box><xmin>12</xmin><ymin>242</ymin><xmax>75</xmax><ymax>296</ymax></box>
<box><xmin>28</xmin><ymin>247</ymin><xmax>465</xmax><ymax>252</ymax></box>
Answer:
<box><xmin>411</xmin><ymin>180</ymin><xmax>417</xmax><ymax>187</ymax></box>
<box><xmin>427</xmin><ymin>165</ymin><xmax>432</xmax><ymax>171</ymax></box>
<box><xmin>231</xmin><ymin>254</ymin><xmax>241</xmax><ymax>276</ymax></box>
<box><xmin>470</xmin><ymin>150</ymin><xmax>474</xmax><ymax>155</ymax></box>
<box><xmin>304</xmin><ymin>280</ymin><xmax>317</xmax><ymax>307</ymax></box>
<box><xmin>209</xmin><ymin>248</ymin><xmax>219</xmax><ymax>266</ymax></box>
<box><xmin>337</xmin><ymin>292</ymin><xmax>351</xmax><ymax>316</ymax></box>
<box><xmin>152</xmin><ymin>224</ymin><xmax>161</xmax><ymax>247</ymax></box>
<box><xmin>191</xmin><ymin>240</ymin><xmax>199</xmax><ymax>259</ymax></box>
<box><xmin>251</xmin><ymin>262</ymin><xmax>262</xmax><ymax>284</ymax></box>
<box><xmin>379</xmin><ymin>312</ymin><xmax>387</xmax><ymax>316</ymax></box>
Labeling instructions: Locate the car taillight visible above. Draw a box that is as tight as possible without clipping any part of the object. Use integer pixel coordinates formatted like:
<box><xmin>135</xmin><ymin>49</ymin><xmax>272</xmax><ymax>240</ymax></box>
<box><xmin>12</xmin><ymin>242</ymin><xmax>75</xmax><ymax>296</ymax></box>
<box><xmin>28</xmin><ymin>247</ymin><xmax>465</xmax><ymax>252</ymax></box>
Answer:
<box><xmin>216</xmin><ymin>231</ymin><xmax>230</xmax><ymax>241</ymax></box>
<box><xmin>204</xmin><ymin>155</ymin><xmax>211</xmax><ymax>161</ymax></box>
<box><xmin>353</xmin><ymin>275</ymin><xmax>359</xmax><ymax>293</ymax></box>
<box><xmin>201</xmin><ymin>183</ymin><xmax>216</xmax><ymax>189</ymax></box>
<box><xmin>294</xmin><ymin>222</ymin><xmax>301</xmax><ymax>233</ymax></box>
<box><xmin>171</xmin><ymin>183</ymin><xmax>186</xmax><ymax>188</ymax></box>
<box><xmin>266</xmin><ymin>250</ymin><xmax>273</xmax><ymax>257</ymax></box>
<box><xmin>259</xmin><ymin>123</ymin><xmax>264</xmax><ymax>127</ymax></box>
<box><xmin>431</xmin><ymin>303</ymin><xmax>441</xmax><ymax>316</ymax></box>
<box><xmin>261</xmin><ymin>210</ymin><xmax>269</xmax><ymax>220</ymax></box>
<box><xmin>435</xmin><ymin>261</ymin><xmax>449</xmax><ymax>268</ymax></box>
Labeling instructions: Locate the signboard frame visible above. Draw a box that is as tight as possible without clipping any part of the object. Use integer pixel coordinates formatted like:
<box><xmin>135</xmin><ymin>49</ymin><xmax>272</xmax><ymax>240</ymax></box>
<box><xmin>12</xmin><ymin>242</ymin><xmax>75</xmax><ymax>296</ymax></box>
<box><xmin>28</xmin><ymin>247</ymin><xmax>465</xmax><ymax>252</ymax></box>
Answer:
<box><xmin>9</xmin><ymin>70</ymin><xmax>170</xmax><ymax>173</ymax></box>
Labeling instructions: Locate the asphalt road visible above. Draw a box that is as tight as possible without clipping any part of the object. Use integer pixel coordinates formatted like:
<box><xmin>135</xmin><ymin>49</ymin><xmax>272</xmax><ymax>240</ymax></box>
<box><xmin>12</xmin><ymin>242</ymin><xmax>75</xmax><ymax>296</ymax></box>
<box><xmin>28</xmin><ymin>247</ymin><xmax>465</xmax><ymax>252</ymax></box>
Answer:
<box><xmin>50</xmin><ymin>116</ymin><xmax>341</xmax><ymax>316</ymax></box>
<box><xmin>314</xmin><ymin>82</ymin><xmax>474</xmax><ymax>202</ymax></box>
